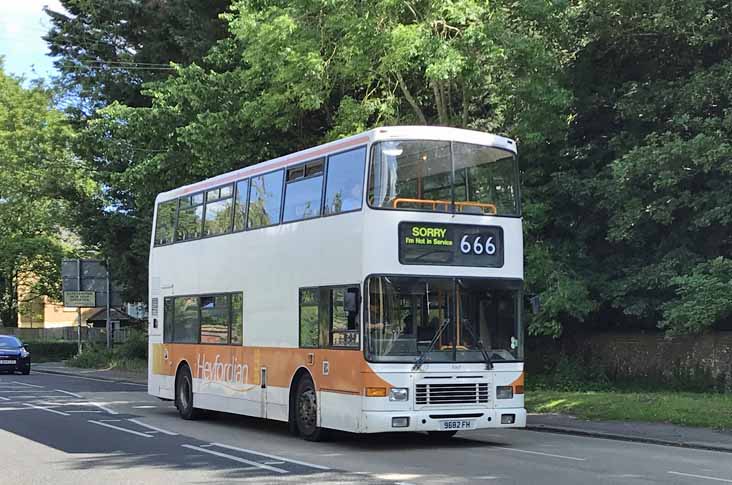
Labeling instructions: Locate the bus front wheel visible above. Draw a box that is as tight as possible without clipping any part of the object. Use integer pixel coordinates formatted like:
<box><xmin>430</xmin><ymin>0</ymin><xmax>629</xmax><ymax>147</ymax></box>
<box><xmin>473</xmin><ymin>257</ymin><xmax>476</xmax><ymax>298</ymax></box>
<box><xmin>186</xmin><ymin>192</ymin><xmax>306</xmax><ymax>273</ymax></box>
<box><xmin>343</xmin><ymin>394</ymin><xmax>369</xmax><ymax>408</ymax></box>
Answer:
<box><xmin>175</xmin><ymin>365</ymin><xmax>200</xmax><ymax>420</ymax></box>
<box><xmin>295</xmin><ymin>375</ymin><xmax>325</xmax><ymax>441</ymax></box>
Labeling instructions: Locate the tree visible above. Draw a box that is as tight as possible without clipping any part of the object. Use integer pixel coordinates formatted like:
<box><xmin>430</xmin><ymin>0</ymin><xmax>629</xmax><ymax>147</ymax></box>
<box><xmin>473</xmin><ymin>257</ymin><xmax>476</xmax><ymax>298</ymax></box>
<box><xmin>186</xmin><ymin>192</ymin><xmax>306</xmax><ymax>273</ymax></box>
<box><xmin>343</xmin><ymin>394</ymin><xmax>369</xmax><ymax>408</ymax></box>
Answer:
<box><xmin>81</xmin><ymin>0</ymin><xmax>574</xmax><ymax>304</ymax></box>
<box><xmin>0</xmin><ymin>65</ymin><xmax>94</xmax><ymax>326</ymax></box>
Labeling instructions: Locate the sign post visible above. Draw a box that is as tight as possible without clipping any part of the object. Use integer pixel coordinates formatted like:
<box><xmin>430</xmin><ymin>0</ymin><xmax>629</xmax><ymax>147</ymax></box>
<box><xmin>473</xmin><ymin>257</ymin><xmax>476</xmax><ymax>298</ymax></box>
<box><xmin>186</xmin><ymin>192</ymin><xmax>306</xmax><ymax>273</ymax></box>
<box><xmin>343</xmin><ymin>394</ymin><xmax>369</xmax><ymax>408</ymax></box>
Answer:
<box><xmin>62</xmin><ymin>259</ymin><xmax>116</xmax><ymax>353</ymax></box>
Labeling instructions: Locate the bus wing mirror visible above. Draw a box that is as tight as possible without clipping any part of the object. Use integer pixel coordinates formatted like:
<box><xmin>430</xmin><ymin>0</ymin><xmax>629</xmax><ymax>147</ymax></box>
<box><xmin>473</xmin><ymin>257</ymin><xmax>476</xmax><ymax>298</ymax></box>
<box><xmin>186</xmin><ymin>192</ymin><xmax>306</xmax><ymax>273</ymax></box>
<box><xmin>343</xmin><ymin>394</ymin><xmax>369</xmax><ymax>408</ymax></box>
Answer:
<box><xmin>529</xmin><ymin>295</ymin><xmax>541</xmax><ymax>315</ymax></box>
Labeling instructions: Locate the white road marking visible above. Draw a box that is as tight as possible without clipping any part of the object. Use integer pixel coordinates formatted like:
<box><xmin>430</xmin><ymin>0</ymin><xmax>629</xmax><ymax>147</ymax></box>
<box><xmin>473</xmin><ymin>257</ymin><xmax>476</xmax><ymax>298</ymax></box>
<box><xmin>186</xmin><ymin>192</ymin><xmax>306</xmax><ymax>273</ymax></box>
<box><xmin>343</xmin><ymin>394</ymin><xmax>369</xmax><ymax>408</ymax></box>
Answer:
<box><xmin>0</xmin><ymin>396</ymin><xmax>9</xmax><ymax>401</ymax></box>
<box><xmin>55</xmin><ymin>389</ymin><xmax>84</xmax><ymax>398</ymax></box>
<box><xmin>495</xmin><ymin>446</ymin><xmax>586</xmax><ymax>462</ymax></box>
<box><xmin>67</xmin><ymin>410</ymin><xmax>103</xmax><ymax>413</ymax></box>
<box><xmin>23</xmin><ymin>402</ymin><xmax>69</xmax><ymax>416</ymax></box>
<box><xmin>132</xmin><ymin>405</ymin><xmax>157</xmax><ymax>409</ymax></box>
<box><xmin>99</xmin><ymin>419</ymin><xmax>121</xmax><ymax>422</ymax></box>
<box><xmin>88</xmin><ymin>420</ymin><xmax>153</xmax><ymax>438</ymax></box>
<box><xmin>127</xmin><ymin>419</ymin><xmax>179</xmax><ymax>436</ymax></box>
<box><xmin>12</xmin><ymin>381</ymin><xmax>44</xmax><ymax>388</ymax></box>
<box><xmin>89</xmin><ymin>402</ymin><xmax>119</xmax><ymax>415</ymax></box>
<box><xmin>668</xmin><ymin>471</ymin><xmax>732</xmax><ymax>483</ymax></box>
<box><xmin>181</xmin><ymin>444</ymin><xmax>288</xmax><ymax>474</ymax></box>
<box><xmin>33</xmin><ymin>371</ymin><xmax>146</xmax><ymax>387</ymax></box>
<box><xmin>212</xmin><ymin>442</ymin><xmax>331</xmax><ymax>470</ymax></box>
<box><xmin>0</xmin><ymin>390</ymin><xmax>51</xmax><ymax>393</ymax></box>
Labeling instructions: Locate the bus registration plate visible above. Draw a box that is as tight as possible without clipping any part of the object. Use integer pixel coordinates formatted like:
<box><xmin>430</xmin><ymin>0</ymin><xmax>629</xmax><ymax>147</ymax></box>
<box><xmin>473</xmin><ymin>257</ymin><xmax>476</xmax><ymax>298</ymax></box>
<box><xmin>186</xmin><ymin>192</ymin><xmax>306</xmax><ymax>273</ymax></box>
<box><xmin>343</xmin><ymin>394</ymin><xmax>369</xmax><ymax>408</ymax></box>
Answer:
<box><xmin>439</xmin><ymin>419</ymin><xmax>474</xmax><ymax>431</ymax></box>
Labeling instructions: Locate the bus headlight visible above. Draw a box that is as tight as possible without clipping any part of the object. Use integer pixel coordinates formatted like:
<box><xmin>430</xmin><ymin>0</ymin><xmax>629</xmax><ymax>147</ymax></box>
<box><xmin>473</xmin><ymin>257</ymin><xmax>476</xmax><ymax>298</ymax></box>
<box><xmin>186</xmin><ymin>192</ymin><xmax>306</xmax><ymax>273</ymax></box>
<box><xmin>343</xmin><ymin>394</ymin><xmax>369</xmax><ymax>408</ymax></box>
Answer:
<box><xmin>389</xmin><ymin>388</ymin><xmax>409</xmax><ymax>401</ymax></box>
<box><xmin>496</xmin><ymin>386</ymin><xmax>514</xmax><ymax>399</ymax></box>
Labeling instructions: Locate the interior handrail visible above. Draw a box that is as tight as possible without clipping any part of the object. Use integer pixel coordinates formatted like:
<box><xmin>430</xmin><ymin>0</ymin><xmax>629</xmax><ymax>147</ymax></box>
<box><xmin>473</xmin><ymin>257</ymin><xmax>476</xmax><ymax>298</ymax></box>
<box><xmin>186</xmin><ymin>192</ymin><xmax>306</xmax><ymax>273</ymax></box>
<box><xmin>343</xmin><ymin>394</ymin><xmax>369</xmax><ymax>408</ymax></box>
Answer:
<box><xmin>392</xmin><ymin>198</ymin><xmax>497</xmax><ymax>214</ymax></box>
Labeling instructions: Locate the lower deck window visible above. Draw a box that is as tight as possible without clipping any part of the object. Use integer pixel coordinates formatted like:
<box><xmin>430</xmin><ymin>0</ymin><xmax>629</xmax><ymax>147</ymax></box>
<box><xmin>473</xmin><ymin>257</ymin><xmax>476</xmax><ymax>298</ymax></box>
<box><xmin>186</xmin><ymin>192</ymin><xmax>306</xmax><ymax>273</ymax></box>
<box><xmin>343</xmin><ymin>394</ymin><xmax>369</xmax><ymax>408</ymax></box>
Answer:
<box><xmin>164</xmin><ymin>292</ymin><xmax>243</xmax><ymax>345</ymax></box>
<box><xmin>299</xmin><ymin>286</ymin><xmax>360</xmax><ymax>349</ymax></box>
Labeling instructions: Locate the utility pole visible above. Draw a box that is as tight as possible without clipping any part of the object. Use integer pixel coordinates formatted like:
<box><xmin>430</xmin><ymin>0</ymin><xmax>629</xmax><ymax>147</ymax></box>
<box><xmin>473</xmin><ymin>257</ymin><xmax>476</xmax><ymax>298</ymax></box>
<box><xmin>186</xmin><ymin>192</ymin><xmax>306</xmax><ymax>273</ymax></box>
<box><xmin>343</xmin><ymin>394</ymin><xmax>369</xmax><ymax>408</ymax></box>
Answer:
<box><xmin>106</xmin><ymin>259</ymin><xmax>111</xmax><ymax>349</ymax></box>
<box><xmin>77</xmin><ymin>260</ymin><xmax>82</xmax><ymax>355</ymax></box>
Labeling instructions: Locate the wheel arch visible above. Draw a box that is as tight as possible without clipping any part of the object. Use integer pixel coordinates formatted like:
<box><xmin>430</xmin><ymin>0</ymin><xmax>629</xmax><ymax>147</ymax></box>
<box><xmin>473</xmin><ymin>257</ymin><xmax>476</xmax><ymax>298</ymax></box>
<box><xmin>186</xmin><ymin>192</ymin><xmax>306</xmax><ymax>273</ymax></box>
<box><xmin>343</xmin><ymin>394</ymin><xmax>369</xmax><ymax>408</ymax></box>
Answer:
<box><xmin>288</xmin><ymin>366</ymin><xmax>315</xmax><ymax>434</ymax></box>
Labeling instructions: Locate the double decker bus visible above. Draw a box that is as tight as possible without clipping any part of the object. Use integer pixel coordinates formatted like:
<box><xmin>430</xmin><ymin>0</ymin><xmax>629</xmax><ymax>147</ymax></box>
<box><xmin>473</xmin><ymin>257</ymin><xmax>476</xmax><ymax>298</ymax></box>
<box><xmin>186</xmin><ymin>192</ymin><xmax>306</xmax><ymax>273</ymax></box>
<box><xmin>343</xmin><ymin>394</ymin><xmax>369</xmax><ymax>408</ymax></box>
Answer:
<box><xmin>148</xmin><ymin>126</ymin><xmax>525</xmax><ymax>440</ymax></box>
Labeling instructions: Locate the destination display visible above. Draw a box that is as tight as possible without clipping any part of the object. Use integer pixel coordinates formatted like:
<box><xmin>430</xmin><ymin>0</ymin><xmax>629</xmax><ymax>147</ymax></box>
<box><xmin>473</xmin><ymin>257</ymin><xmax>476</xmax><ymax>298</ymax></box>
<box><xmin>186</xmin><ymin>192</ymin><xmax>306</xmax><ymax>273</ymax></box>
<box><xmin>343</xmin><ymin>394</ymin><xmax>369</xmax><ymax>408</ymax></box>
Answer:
<box><xmin>398</xmin><ymin>222</ymin><xmax>504</xmax><ymax>267</ymax></box>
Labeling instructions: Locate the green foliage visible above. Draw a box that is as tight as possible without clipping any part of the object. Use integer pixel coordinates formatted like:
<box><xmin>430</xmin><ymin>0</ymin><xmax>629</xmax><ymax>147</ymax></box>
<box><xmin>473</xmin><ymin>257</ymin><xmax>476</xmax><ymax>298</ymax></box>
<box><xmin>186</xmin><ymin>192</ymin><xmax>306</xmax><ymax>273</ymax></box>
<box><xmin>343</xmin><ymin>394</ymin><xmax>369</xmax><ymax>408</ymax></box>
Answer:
<box><xmin>66</xmin><ymin>330</ymin><xmax>148</xmax><ymax>371</ymax></box>
<box><xmin>528</xmin><ymin>355</ymin><xmax>611</xmax><ymax>392</ymax></box>
<box><xmin>25</xmin><ymin>342</ymin><xmax>78</xmax><ymax>363</ymax></box>
<box><xmin>0</xmin><ymin>64</ymin><xmax>93</xmax><ymax>326</ymax></box>
<box><xmin>41</xmin><ymin>0</ymin><xmax>732</xmax><ymax>336</ymax></box>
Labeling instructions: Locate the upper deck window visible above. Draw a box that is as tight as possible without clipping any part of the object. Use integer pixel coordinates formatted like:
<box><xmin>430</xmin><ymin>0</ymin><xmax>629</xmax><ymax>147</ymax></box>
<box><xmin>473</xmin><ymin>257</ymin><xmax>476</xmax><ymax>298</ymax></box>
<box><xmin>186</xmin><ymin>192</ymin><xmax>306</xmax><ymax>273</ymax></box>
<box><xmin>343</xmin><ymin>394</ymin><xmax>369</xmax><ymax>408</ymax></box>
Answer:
<box><xmin>154</xmin><ymin>200</ymin><xmax>177</xmax><ymax>245</ymax></box>
<box><xmin>203</xmin><ymin>184</ymin><xmax>234</xmax><ymax>237</ymax></box>
<box><xmin>283</xmin><ymin>159</ymin><xmax>324</xmax><ymax>222</ymax></box>
<box><xmin>368</xmin><ymin>140</ymin><xmax>519</xmax><ymax>216</ymax></box>
<box><xmin>324</xmin><ymin>147</ymin><xmax>366</xmax><ymax>215</ymax></box>
<box><xmin>248</xmin><ymin>170</ymin><xmax>284</xmax><ymax>229</ymax></box>
<box><xmin>176</xmin><ymin>193</ymin><xmax>204</xmax><ymax>241</ymax></box>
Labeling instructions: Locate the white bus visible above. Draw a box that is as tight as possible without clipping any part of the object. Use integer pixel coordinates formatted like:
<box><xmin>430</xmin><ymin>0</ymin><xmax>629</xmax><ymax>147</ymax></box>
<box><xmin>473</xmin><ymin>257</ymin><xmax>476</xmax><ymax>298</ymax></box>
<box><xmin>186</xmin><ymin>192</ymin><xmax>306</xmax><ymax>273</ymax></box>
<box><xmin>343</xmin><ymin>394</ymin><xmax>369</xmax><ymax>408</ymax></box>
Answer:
<box><xmin>148</xmin><ymin>126</ymin><xmax>525</xmax><ymax>440</ymax></box>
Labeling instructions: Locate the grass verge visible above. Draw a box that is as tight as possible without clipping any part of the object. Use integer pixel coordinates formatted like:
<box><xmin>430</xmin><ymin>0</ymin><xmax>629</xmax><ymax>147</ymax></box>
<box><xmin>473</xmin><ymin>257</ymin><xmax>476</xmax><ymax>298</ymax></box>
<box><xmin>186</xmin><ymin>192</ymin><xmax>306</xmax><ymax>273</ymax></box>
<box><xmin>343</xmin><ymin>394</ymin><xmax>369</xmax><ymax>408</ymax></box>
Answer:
<box><xmin>65</xmin><ymin>330</ymin><xmax>147</xmax><ymax>373</ymax></box>
<box><xmin>526</xmin><ymin>390</ymin><xmax>732</xmax><ymax>430</ymax></box>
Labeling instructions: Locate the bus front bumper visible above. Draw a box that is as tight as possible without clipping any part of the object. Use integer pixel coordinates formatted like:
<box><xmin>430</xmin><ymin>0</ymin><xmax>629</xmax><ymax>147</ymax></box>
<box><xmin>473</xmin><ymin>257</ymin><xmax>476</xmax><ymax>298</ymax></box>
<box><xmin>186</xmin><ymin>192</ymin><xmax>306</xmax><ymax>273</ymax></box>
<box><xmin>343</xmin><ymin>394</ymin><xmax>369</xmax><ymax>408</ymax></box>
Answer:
<box><xmin>360</xmin><ymin>407</ymin><xmax>526</xmax><ymax>433</ymax></box>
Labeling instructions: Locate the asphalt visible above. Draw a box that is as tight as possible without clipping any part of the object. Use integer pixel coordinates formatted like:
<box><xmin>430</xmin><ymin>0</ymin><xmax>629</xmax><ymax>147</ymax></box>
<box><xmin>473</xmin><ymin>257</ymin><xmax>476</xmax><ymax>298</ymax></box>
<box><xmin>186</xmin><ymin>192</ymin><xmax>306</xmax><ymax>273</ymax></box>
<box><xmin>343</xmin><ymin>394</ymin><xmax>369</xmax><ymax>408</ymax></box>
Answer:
<box><xmin>36</xmin><ymin>361</ymin><xmax>732</xmax><ymax>453</ymax></box>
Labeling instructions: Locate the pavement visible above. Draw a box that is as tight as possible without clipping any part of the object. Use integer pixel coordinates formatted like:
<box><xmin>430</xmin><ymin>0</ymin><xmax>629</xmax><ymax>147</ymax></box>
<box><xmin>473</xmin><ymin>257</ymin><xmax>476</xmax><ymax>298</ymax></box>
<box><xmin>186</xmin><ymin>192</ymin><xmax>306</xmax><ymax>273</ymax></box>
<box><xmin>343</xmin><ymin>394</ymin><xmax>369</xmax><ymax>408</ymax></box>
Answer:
<box><xmin>35</xmin><ymin>361</ymin><xmax>732</xmax><ymax>454</ymax></box>
<box><xmin>3</xmin><ymin>369</ymin><xmax>732</xmax><ymax>484</ymax></box>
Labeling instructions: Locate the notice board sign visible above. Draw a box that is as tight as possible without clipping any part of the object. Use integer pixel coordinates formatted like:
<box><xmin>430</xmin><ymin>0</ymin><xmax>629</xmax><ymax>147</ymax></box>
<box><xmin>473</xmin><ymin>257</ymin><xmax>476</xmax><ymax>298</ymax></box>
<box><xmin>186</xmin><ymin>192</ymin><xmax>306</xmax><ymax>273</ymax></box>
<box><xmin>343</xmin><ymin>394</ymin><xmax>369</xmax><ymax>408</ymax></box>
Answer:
<box><xmin>63</xmin><ymin>291</ymin><xmax>96</xmax><ymax>308</ymax></box>
<box><xmin>398</xmin><ymin>221</ymin><xmax>504</xmax><ymax>267</ymax></box>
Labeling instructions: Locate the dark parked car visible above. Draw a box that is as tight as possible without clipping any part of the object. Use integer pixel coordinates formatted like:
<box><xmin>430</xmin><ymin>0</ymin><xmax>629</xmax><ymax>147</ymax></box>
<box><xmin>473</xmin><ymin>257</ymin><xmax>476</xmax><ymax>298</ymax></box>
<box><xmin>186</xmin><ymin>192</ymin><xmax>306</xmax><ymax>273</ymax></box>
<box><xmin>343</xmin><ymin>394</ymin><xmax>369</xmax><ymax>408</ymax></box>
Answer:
<box><xmin>0</xmin><ymin>335</ymin><xmax>31</xmax><ymax>375</ymax></box>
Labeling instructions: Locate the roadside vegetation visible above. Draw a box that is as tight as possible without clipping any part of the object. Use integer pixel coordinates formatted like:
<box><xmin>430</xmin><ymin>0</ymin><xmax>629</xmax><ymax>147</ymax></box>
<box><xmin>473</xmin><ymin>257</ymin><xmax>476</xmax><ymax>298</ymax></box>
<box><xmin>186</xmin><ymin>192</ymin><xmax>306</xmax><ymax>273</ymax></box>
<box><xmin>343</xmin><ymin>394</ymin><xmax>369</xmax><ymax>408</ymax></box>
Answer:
<box><xmin>527</xmin><ymin>355</ymin><xmax>732</xmax><ymax>430</ymax></box>
<box><xmin>65</xmin><ymin>330</ymin><xmax>147</xmax><ymax>373</ymax></box>
<box><xmin>25</xmin><ymin>342</ymin><xmax>78</xmax><ymax>363</ymax></box>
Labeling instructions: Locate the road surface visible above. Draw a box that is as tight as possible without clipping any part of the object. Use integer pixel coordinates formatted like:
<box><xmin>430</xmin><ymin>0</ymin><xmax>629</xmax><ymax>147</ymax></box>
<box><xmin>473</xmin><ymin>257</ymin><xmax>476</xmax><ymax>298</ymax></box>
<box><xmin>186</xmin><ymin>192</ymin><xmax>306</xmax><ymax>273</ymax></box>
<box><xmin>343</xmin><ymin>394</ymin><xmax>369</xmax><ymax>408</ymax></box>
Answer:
<box><xmin>1</xmin><ymin>371</ymin><xmax>730</xmax><ymax>484</ymax></box>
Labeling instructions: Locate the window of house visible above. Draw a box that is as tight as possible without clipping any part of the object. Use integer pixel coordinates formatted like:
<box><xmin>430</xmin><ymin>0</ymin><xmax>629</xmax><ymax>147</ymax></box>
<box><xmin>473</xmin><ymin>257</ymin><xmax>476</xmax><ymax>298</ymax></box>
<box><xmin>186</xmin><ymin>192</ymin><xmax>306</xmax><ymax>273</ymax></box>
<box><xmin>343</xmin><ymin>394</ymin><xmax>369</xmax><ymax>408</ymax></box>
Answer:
<box><xmin>283</xmin><ymin>159</ymin><xmax>324</xmax><ymax>222</ymax></box>
<box><xmin>324</xmin><ymin>147</ymin><xmax>366</xmax><ymax>215</ymax></box>
<box><xmin>248</xmin><ymin>170</ymin><xmax>284</xmax><ymax>229</ymax></box>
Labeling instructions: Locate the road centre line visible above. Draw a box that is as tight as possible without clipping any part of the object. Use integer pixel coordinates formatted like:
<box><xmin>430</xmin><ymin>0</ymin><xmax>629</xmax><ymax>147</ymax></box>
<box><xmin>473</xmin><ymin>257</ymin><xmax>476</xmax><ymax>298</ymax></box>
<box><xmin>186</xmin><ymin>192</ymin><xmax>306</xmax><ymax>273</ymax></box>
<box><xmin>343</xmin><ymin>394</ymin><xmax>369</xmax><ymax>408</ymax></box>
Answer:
<box><xmin>33</xmin><ymin>371</ymin><xmax>146</xmax><ymax>387</ymax></box>
<box><xmin>55</xmin><ymin>389</ymin><xmax>84</xmax><ymax>398</ymax></box>
<box><xmin>211</xmin><ymin>443</ymin><xmax>331</xmax><ymax>470</ymax></box>
<box><xmin>494</xmin><ymin>446</ymin><xmax>586</xmax><ymax>462</ymax></box>
<box><xmin>127</xmin><ymin>419</ymin><xmax>179</xmax><ymax>436</ymax></box>
<box><xmin>0</xmin><ymin>396</ymin><xmax>8</xmax><ymax>401</ymax></box>
<box><xmin>12</xmin><ymin>382</ymin><xmax>44</xmax><ymax>388</ymax></box>
<box><xmin>88</xmin><ymin>402</ymin><xmax>119</xmax><ymax>414</ymax></box>
<box><xmin>181</xmin><ymin>444</ymin><xmax>288</xmax><ymax>474</ymax></box>
<box><xmin>668</xmin><ymin>471</ymin><xmax>732</xmax><ymax>483</ymax></box>
<box><xmin>23</xmin><ymin>402</ymin><xmax>70</xmax><ymax>416</ymax></box>
<box><xmin>88</xmin><ymin>420</ymin><xmax>153</xmax><ymax>438</ymax></box>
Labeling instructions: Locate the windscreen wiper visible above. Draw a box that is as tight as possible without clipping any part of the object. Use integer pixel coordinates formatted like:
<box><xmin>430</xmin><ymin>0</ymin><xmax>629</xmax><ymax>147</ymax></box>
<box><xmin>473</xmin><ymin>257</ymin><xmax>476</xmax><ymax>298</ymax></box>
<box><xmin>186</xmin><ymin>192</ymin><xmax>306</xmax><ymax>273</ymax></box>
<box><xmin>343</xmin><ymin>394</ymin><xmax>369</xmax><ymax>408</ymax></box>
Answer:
<box><xmin>461</xmin><ymin>318</ymin><xmax>493</xmax><ymax>370</ymax></box>
<box><xmin>412</xmin><ymin>318</ymin><xmax>451</xmax><ymax>371</ymax></box>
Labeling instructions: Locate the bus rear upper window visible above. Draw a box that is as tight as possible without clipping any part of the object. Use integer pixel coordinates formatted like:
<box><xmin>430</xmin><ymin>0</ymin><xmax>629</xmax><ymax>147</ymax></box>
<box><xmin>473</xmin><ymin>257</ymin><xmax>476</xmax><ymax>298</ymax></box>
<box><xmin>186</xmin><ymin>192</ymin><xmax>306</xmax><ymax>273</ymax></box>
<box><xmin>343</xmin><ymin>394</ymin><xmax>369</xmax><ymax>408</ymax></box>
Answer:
<box><xmin>154</xmin><ymin>200</ymin><xmax>177</xmax><ymax>245</ymax></box>
<box><xmin>324</xmin><ymin>147</ymin><xmax>366</xmax><ymax>215</ymax></box>
<box><xmin>248</xmin><ymin>170</ymin><xmax>284</xmax><ymax>229</ymax></box>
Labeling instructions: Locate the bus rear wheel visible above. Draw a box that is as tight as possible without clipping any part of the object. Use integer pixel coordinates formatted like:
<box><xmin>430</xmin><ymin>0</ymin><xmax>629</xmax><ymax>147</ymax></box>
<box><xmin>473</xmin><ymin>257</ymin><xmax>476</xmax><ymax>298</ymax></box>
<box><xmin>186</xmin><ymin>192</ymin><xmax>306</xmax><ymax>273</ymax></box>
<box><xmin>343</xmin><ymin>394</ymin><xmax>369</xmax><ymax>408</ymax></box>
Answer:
<box><xmin>175</xmin><ymin>365</ymin><xmax>200</xmax><ymax>420</ymax></box>
<box><xmin>295</xmin><ymin>375</ymin><xmax>325</xmax><ymax>441</ymax></box>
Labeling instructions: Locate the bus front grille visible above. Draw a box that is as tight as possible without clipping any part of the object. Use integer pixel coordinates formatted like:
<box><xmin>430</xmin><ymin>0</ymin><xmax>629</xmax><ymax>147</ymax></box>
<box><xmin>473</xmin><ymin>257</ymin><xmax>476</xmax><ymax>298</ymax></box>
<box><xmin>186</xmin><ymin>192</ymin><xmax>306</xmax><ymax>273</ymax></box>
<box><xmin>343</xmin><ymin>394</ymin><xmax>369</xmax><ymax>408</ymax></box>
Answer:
<box><xmin>415</xmin><ymin>383</ymin><xmax>489</xmax><ymax>405</ymax></box>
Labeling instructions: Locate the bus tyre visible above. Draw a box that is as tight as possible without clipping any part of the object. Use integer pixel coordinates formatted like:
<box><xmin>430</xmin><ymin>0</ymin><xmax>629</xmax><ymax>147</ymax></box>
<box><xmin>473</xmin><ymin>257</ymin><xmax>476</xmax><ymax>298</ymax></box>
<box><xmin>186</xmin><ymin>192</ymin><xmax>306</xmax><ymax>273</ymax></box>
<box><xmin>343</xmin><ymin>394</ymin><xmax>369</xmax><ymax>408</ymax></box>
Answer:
<box><xmin>427</xmin><ymin>431</ymin><xmax>457</xmax><ymax>440</ymax></box>
<box><xmin>175</xmin><ymin>366</ymin><xmax>200</xmax><ymax>420</ymax></box>
<box><xmin>295</xmin><ymin>375</ymin><xmax>325</xmax><ymax>441</ymax></box>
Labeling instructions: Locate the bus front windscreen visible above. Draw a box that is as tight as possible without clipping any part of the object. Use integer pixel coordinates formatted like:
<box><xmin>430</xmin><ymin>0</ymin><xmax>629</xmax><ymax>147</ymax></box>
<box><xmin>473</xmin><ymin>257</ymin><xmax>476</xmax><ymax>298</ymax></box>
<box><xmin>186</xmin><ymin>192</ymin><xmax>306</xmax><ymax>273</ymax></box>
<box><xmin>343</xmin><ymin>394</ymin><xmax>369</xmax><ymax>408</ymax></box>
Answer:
<box><xmin>368</xmin><ymin>140</ymin><xmax>519</xmax><ymax>216</ymax></box>
<box><xmin>366</xmin><ymin>276</ymin><xmax>521</xmax><ymax>363</ymax></box>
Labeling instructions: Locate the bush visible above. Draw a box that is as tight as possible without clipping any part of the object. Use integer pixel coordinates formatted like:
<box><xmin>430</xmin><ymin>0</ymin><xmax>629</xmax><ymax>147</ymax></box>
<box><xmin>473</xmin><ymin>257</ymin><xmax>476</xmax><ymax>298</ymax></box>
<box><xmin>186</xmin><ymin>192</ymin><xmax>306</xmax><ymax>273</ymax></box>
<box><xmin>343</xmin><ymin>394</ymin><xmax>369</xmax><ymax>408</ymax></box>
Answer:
<box><xmin>25</xmin><ymin>342</ymin><xmax>78</xmax><ymax>363</ymax></box>
<box><xmin>527</xmin><ymin>354</ymin><xmax>612</xmax><ymax>392</ymax></box>
<box><xmin>65</xmin><ymin>329</ymin><xmax>148</xmax><ymax>371</ymax></box>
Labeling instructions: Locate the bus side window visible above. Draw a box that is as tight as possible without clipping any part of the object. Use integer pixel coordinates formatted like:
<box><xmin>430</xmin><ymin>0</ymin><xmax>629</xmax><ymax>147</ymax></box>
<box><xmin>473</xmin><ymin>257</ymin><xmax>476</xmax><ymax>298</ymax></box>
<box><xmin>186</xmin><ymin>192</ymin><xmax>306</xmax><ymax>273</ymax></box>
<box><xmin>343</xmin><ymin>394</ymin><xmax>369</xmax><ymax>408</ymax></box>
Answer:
<box><xmin>231</xmin><ymin>293</ymin><xmax>243</xmax><ymax>345</ymax></box>
<box><xmin>324</xmin><ymin>146</ymin><xmax>366</xmax><ymax>215</ymax></box>
<box><xmin>299</xmin><ymin>288</ymin><xmax>320</xmax><ymax>348</ymax></box>
<box><xmin>154</xmin><ymin>200</ymin><xmax>177</xmax><ymax>245</ymax></box>
<box><xmin>163</xmin><ymin>297</ymin><xmax>174</xmax><ymax>342</ymax></box>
